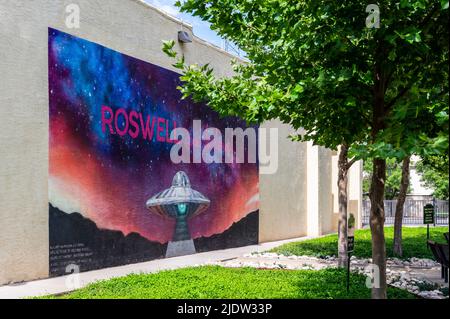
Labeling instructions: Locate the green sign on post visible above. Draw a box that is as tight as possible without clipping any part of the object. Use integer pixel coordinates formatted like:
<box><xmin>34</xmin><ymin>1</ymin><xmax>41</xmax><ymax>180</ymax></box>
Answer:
<box><xmin>347</xmin><ymin>213</ymin><xmax>356</xmax><ymax>253</ymax></box>
<box><xmin>423</xmin><ymin>204</ymin><xmax>435</xmax><ymax>224</ymax></box>
<box><xmin>423</xmin><ymin>204</ymin><xmax>435</xmax><ymax>246</ymax></box>
<box><xmin>346</xmin><ymin>213</ymin><xmax>356</xmax><ymax>293</ymax></box>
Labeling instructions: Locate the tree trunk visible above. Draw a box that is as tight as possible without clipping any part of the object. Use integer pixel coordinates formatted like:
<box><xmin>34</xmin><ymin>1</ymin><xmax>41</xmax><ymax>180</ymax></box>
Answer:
<box><xmin>337</xmin><ymin>144</ymin><xmax>349</xmax><ymax>267</ymax></box>
<box><xmin>369</xmin><ymin>58</ymin><xmax>388</xmax><ymax>299</ymax></box>
<box><xmin>393</xmin><ymin>156</ymin><xmax>411</xmax><ymax>257</ymax></box>
<box><xmin>369</xmin><ymin>158</ymin><xmax>387</xmax><ymax>299</ymax></box>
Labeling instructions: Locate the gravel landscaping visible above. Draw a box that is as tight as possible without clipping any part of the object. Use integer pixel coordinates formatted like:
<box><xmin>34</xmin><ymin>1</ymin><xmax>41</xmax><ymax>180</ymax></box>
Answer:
<box><xmin>209</xmin><ymin>252</ymin><xmax>448</xmax><ymax>299</ymax></box>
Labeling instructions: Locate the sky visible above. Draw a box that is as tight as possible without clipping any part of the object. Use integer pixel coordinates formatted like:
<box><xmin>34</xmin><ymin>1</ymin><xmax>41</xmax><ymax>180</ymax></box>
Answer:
<box><xmin>144</xmin><ymin>0</ymin><xmax>223</xmax><ymax>48</ymax></box>
<box><xmin>143</xmin><ymin>0</ymin><xmax>243</xmax><ymax>56</ymax></box>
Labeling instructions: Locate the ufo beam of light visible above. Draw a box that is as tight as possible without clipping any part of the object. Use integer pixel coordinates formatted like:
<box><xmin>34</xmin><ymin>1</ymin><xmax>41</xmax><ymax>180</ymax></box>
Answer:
<box><xmin>146</xmin><ymin>171</ymin><xmax>210</xmax><ymax>257</ymax></box>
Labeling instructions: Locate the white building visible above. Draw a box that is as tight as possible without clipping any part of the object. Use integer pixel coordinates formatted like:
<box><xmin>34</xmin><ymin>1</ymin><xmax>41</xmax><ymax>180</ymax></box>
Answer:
<box><xmin>0</xmin><ymin>0</ymin><xmax>362</xmax><ymax>285</ymax></box>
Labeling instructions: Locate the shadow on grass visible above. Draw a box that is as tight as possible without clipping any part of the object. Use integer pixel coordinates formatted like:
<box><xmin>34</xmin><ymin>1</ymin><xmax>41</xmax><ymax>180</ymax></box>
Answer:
<box><xmin>38</xmin><ymin>266</ymin><xmax>415</xmax><ymax>299</ymax></box>
<box><xmin>272</xmin><ymin>226</ymin><xmax>448</xmax><ymax>260</ymax></box>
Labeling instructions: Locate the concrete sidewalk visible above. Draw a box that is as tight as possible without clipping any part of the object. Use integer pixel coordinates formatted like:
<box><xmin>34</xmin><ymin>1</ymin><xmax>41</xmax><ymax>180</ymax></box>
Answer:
<box><xmin>0</xmin><ymin>236</ymin><xmax>313</xmax><ymax>299</ymax></box>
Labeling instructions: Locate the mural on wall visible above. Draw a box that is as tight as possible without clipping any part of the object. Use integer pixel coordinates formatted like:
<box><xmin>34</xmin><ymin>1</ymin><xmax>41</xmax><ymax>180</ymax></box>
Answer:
<box><xmin>48</xmin><ymin>28</ymin><xmax>259</xmax><ymax>276</ymax></box>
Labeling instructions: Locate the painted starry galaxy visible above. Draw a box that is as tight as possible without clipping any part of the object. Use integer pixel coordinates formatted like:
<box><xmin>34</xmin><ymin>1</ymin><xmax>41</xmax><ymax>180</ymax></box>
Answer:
<box><xmin>48</xmin><ymin>28</ymin><xmax>259</xmax><ymax>252</ymax></box>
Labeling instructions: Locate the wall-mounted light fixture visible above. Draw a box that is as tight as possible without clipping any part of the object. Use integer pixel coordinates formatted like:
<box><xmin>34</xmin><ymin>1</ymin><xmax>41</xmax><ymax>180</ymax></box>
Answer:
<box><xmin>178</xmin><ymin>30</ymin><xmax>192</xmax><ymax>43</ymax></box>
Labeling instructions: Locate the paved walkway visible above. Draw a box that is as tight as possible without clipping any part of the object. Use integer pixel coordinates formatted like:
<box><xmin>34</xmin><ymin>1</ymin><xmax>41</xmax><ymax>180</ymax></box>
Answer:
<box><xmin>0</xmin><ymin>236</ymin><xmax>314</xmax><ymax>299</ymax></box>
<box><xmin>2</xmin><ymin>235</ymin><xmax>447</xmax><ymax>299</ymax></box>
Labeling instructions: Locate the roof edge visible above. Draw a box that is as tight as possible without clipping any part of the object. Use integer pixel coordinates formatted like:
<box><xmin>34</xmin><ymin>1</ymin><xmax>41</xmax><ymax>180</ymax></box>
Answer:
<box><xmin>132</xmin><ymin>0</ymin><xmax>245</xmax><ymax>61</ymax></box>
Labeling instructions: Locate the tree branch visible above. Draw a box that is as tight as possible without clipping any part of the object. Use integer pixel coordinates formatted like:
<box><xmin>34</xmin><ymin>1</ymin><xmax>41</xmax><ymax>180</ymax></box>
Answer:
<box><xmin>346</xmin><ymin>157</ymin><xmax>358</xmax><ymax>170</ymax></box>
<box><xmin>384</xmin><ymin>85</ymin><xmax>411</xmax><ymax>111</ymax></box>
<box><xmin>418</xmin><ymin>4</ymin><xmax>441</xmax><ymax>29</ymax></box>
<box><xmin>384</xmin><ymin>62</ymin><xmax>425</xmax><ymax>113</ymax></box>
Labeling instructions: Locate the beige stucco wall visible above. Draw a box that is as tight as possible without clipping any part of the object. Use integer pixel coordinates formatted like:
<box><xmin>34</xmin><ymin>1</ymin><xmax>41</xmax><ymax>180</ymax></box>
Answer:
<box><xmin>0</xmin><ymin>0</ymin><xmax>357</xmax><ymax>285</ymax></box>
<box><xmin>305</xmin><ymin>143</ymin><xmax>333</xmax><ymax>236</ymax></box>
<box><xmin>258</xmin><ymin>120</ymin><xmax>308</xmax><ymax>242</ymax></box>
<box><xmin>348</xmin><ymin>160</ymin><xmax>363</xmax><ymax>229</ymax></box>
<box><xmin>330</xmin><ymin>148</ymin><xmax>364</xmax><ymax>231</ymax></box>
<box><xmin>316</xmin><ymin>146</ymin><xmax>333</xmax><ymax>235</ymax></box>
<box><xmin>0</xmin><ymin>0</ymin><xmax>241</xmax><ymax>286</ymax></box>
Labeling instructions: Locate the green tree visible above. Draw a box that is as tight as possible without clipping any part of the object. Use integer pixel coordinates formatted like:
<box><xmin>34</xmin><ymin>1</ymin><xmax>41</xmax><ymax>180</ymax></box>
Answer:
<box><xmin>416</xmin><ymin>154</ymin><xmax>449</xmax><ymax>199</ymax></box>
<box><xmin>163</xmin><ymin>0</ymin><xmax>449</xmax><ymax>298</ymax></box>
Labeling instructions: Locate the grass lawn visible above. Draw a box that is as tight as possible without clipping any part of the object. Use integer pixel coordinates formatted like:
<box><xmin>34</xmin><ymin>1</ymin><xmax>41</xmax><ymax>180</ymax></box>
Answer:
<box><xmin>41</xmin><ymin>266</ymin><xmax>414</xmax><ymax>299</ymax></box>
<box><xmin>271</xmin><ymin>226</ymin><xmax>448</xmax><ymax>260</ymax></box>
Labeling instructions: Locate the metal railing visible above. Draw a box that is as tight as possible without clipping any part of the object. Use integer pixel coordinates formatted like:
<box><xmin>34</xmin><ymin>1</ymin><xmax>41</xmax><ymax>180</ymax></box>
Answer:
<box><xmin>362</xmin><ymin>199</ymin><xmax>449</xmax><ymax>226</ymax></box>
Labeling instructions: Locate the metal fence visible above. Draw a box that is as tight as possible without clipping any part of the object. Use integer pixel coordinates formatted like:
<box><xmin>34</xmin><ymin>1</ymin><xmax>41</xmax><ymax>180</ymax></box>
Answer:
<box><xmin>362</xmin><ymin>199</ymin><xmax>449</xmax><ymax>226</ymax></box>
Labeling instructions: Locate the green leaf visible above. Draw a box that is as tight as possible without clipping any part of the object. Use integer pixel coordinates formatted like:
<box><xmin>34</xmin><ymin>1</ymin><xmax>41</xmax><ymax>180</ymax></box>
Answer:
<box><xmin>388</xmin><ymin>51</ymin><xmax>397</xmax><ymax>61</ymax></box>
<box><xmin>159</xmin><ymin>0</ymin><xmax>448</xmax><ymax>166</ymax></box>
<box><xmin>162</xmin><ymin>40</ymin><xmax>177</xmax><ymax>58</ymax></box>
